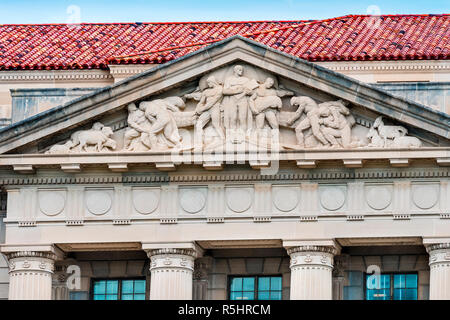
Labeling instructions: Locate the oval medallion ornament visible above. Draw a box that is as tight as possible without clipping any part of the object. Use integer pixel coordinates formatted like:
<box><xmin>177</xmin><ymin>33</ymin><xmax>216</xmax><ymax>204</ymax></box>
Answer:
<box><xmin>179</xmin><ymin>189</ymin><xmax>206</xmax><ymax>214</ymax></box>
<box><xmin>227</xmin><ymin>188</ymin><xmax>252</xmax><ymax>213</ymax></box>
<box><xmin>365</xmin><ymin>186</ymin><xmax>392</xmax><ymax>210</ymax></box>
<box><xmin>86</xmin><ymin>191</ymin><xmax>112</xmax><ymax>215</ymax></box>
<box><xmin>273</xmin><ymin>188</ymin><xmax>298</xmax><ymax>212</ymax></box>
<box><xmin>39</xmin><ymin>191</ymin><xmax>65</xmax><ymax>216</ymax></box>
<box><xmin>133</xmin><ymin>189</ymin><xmax>159</xmax><ymax>215</ymax></box>
<box><xmin>413</xmin><ymin>185</ymin><xmax>438</xmax><ymax>209</ymax></box>
<box><xmin>320</xmin><ymin>187</ymin><xmax>346</xmax><ymax>211</ymax></box>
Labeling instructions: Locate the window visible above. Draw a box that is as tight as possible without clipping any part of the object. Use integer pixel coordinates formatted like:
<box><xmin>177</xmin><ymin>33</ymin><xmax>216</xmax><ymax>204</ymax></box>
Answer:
<box><xmin>365</xmin><ymin>273</ymin><xmax>417</xmax><ymax>300</ymax></box>
<box><xmin>229</xmin><ymin>276</ymin><xmax>282</xmax><ymax>300</ymax></box>
<box><xmin>92</xmin><ymin>279</ymin><xmax>146</xmax><ymax>300</ymax></box>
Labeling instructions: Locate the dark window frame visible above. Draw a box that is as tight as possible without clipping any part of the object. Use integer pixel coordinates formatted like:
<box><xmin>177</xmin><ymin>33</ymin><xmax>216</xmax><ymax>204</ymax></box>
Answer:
<box><xmin>90</xmin><ymin>277</ymin><xmax>147</xmax><ymax>300</ymax></box>
<box><xmin>363</xmin><ymin>272</ymin><xmax>418</xmax><ymax>300</ymax></box>
<box><xmin>227</xmin><ymin>274</ymin><xmax>283</xmax><ymax>301</ymax></box>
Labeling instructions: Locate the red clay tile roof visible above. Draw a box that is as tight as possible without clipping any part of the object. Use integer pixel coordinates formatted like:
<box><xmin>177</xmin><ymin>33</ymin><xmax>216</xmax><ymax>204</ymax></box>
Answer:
<box><xmin>0</xmin><ymin>14</ymin><xmax>449</xmax><ymax>70</ymax></box>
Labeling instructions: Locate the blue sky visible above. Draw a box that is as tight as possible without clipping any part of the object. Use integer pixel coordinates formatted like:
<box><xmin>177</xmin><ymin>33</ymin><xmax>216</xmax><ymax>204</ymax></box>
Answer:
<box><xmin>0</xmin><ymin>0</ymin><xmax>448</xmax><ymax>24</ymax></box>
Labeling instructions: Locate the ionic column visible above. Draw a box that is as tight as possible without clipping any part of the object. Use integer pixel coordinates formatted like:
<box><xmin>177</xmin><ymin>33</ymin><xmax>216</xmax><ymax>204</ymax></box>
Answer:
<box><xmin>426</xmin><ymin>243</ymin><xmax>450</xmax><ymax>300</ymax></box>
<box><xmin>3</xmin><ymin>250</ymin><xmax>58</xmax><ymax>300</ymax></box>
<box><xmin>144</xmin><ymin>243</ymin><xmax>202</xmax><ymax>300</ymax></box>
<box><xmin>286</xmin><ymin>241</ymin><xmax>339</xmax><ymax>300</ymax></box>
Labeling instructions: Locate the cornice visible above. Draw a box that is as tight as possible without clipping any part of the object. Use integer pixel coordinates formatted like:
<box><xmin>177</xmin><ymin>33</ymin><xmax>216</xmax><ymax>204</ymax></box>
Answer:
<box><xmin>0</xmin><ymin>168</ymin><xmax>447</xmax><ymax>186</ymax></box>
<box><xmin>315</xmin><ymin>60</ymin><xmax>450</xmax><ymax>72</ymax></box>
<box><xmin>0</xmin><ymin>70</ymin><xmax>113</xmax><ymax>82</ymax></box>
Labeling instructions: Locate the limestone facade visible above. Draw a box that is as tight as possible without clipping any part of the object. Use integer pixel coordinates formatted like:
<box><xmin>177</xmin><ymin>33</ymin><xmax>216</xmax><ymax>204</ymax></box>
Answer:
<box><xmin>0</xmin><ymin>37</ymin><xmax>448</xmax><ymax>300</ymax></box>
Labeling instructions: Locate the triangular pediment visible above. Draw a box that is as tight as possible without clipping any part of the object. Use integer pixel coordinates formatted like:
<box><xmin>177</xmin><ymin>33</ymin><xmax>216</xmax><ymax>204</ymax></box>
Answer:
<box><xmin>0</xmin><ymin>36</ymin><xmax>448</xmax><ymax>170</ymax></box>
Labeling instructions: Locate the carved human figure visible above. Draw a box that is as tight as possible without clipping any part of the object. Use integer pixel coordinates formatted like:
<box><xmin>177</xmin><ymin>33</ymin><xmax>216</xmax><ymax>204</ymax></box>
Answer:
<box><xmin>222</xmin><ymin>65</ymin><xmax>256</xmax><ymax>131</ymax></box>
<box><xmin>249</xmin><ymin>77</ymin><xmax>293</xmax><ymax>129</ymax></box>
<box><xmin>124</xmin><ymin>103</ymin><xmax>151</xmax><ymax>151</ymax></box>
<box><xmin>195</xmin><ymin>76</ymin><xmax>225</xmax><ymax>140</ymax></box>
<box><xmin>139</xmin><ymin>99</ymin><xmax>182</xmax><ymax>149</ymax></box>
<box><xmin>318</xmin><ymin>100</ymin><xmax>354</xmax><ymax>148</ymax></box>
<box><xmin>288</xmin><ymin>96</ymin><xmax>330</xmax><ymax>147</ymax></box>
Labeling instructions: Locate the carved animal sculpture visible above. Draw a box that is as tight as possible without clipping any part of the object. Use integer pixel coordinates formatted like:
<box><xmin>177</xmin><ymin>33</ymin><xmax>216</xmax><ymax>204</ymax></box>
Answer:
<box><xmin>45</xmin><ymin>140</ymin><xmax>74</xmax><ymax>154</ymax></box>
<box><xmin>366</xmin><ymin>125</ymin><xmax>385</xmax><ymax>147</ymax></box>
<box><xmin>391</xmin><ymin>136</ymin><xmax>422</xmax><ymax>148</ymax></box>
<box><xmin>372</xmin><ymin>116</ymin><xmax>408</xmax><ymax>147</ymax></box>
<box><xmin>367</xmin><ymin>123</ymin><xmax>422</xmax><ymax>148</ymax></box>
<box><xmin>71</xmin><ymin>125</ymin><xmax>116</xmax><ymax>152</ymax></box>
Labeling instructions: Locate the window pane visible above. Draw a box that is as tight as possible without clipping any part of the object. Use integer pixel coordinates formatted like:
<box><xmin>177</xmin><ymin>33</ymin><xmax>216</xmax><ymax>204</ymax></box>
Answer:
<box><xmin>230</xmin><ymin>291</ymin><xmax>241</xmax><ymax>300</ymax></box>
<box><xmin>393</xmin><ymin>288</ymin><xmax>405</xmax><ymax>300</ymax></box>
<box><xmin>93</xmin><ymin>294</ymin><xmax>105</xmax><ymax>300</ymax></box>
<box><xmin>394</xmin><ymin>274</ymin><xmax>405</xmax><ymax>289</ymax></box>
<box><xmin>106</xmin><ymin>294</ymin><xmax>118</xmax><ymax>300</ymax></box>
<box><xmin>405</xmin><ymin>289</ymin><xmax>418</xmax><ymax>300</ymax></box>
<box><xmin>134</xmin><ymin>280</ymin><xmax>146</xmax><ymax>294</ymax></box>
<box><xmin>270</xmin><ymin>277</ymin><xmax>282</xmax><ymax>291</ymax></box>
<box><xmin>258</xmin><ymin>277</ymin><xmax>270</xmax><ymax>291</ymax></box>
<box><xmin>406</xmin><ymin>274</ymin><xmax>417</xmax><ymax>288</ymax></box>
<box><xmin>243</xmin><ymin>278</ymin><xmax>254</xmax><ymax>291</ymax></box>
<box><xmin>270</xmin><ymin>291</ymin><xmax>282</xmax><ymax>300</ymax></box>
<box><xmin>121</xmin><ymin>280</ymin><xmax>134</xmax><ymax>294</ymax></box>
<box><xmin>366</xmin><ymin>274</ymin><xmax>386</xmax><ymax>289</ymax></box>
<box><xmin>242</xmin><ymin>291</ymin><xmax>255</xmax><ymax>300</ymax></box>
<box><xmin>367</xmin><ymin>289</ymin><xmax>390</xmax><ymax>300</ymax></box>
<box><xmin>121</xmin><ymin>294</ymin><xmax>133</xmax><ymax>300</ymax></box>
<box><xmin>230</xmin><ymin>278</ymin><xmax>243</xmax><ymax>292</ymax></box>
<box><xmin>381</xmin><ymin>275</ymin><xmax>390</xmax><ymax>289</ymax></box>
<box><xmin>257</xmin><ymin>291</ymin><xmax>270</xmax><ymax>300</ymax></box>
<box><xmin>106</xmin><ymin>281</ymin><xmax>118</xmax><ymax>294</ymax></box>
<box><xmin>134</xmin><ymin>294</ymin><xmax>146</xmax><ymax>300</ymax></box>
<box><xmin>93</xmin><ymin>280</ymin><xmax>106</xmax><ymax>294</ymax></box>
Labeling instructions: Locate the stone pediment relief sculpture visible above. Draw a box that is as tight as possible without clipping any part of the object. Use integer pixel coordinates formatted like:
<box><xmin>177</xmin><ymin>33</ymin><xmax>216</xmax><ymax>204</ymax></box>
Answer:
<box><xmin>367</xmin><ymin>116</ymin><xmax>422</xmax><ymax>148</ymax></box>
<box><xmin>46</xmin><ymin>122</ymin><xmax>116</xmax><ymax>154</ymax></box>
<box><xmin>44</xmin><ymin>64</ymin><xmax>424</xmax><ymax>154</ymax></box>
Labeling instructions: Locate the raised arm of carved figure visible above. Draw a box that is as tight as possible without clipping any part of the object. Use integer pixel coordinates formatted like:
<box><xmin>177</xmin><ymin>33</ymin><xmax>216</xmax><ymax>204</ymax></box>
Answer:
<box><xmin>276</xmin><ymin>85</ymin><xmax>294</xmax><ymax>97</ymax></box>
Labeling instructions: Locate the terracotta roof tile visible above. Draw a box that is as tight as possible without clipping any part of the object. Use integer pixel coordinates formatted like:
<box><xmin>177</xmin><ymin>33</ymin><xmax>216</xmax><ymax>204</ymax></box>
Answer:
<box><xmin>0</xmin><ymin>14</ymin><xmax>449</xmax><ymax>70</ymax></box>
